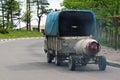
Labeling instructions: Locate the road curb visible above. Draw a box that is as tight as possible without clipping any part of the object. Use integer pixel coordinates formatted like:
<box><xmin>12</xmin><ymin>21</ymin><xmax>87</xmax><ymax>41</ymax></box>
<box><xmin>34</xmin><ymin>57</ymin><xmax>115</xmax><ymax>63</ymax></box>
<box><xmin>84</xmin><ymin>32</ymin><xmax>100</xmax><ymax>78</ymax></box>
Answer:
<box><xmin>0</xmin><ymin>37</ymin><xmax>44</xmax><ymax>42</ymax></box>
<box><xmin>107</xmin><ymin>60</ymin><xmax>120</xmax><ymax>68</ymax></box>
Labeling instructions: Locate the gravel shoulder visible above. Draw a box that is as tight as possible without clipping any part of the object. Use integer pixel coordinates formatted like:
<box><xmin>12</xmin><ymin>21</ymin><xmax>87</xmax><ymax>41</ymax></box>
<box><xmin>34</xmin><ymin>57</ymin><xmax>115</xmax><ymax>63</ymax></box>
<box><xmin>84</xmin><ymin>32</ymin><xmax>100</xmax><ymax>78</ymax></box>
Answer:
<box><xmin>99</xmin><ymin>46</ymin><xmax>120</xmax><ymax>62</ymax></box>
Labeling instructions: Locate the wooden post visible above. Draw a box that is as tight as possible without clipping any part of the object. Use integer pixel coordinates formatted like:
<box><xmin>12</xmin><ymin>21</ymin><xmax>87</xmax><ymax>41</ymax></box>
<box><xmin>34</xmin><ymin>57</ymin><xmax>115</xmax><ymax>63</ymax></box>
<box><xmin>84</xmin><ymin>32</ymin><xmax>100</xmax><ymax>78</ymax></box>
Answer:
<box><xmin>113</xmin><ymin>17</ymin><xmax>119</xmax><ymax>50</ymax></box>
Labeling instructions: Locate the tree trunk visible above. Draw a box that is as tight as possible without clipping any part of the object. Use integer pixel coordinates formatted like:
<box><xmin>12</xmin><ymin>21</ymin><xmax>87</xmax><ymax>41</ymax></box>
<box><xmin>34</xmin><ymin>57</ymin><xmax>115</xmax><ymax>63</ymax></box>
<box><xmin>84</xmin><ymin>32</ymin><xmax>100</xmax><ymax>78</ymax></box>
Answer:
<box><xmin>114</xmin><ymin>26</ymin><xmax>118</xmax><ymax>50</ymax></box>
<box><xmin>7</xmin><ymin>13</ymin><xmax>9</xmax><ymax>28</ymax></box>
<box><xmin>38</xmin><ymin>16</ymin><xmax>41</xmax><ymax>32</ymax></box>
<box><xmin>10</xmin><ymin>11</ymin><xmax>13</xmax><ymax>29</ymax></box>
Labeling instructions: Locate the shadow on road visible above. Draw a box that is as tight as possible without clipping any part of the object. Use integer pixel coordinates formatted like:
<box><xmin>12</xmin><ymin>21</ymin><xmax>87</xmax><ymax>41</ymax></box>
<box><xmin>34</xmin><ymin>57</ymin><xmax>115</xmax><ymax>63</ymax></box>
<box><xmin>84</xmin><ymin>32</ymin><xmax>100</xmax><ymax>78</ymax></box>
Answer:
<box><xmin>6</xmin><ymin>61</ymin><xmax>102</xmax><ymax>72</ymax></box>
<box><xmin>6</xmin><ymin>62</ymin><xmax>56</xmax><ymax>71</ymax></box>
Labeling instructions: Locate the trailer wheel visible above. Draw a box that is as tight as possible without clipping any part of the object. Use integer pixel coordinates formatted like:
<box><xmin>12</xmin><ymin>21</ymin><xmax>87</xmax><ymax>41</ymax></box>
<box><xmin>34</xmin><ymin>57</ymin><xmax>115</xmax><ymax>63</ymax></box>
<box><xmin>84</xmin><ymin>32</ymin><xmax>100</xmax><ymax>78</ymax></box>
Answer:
<box><xmin>47</xmin><ymin>53</ymin><xmax>52</xmax><ymax>63</ymax></box>
<box><xmin>55</xmin><ymin>56</ymin><xmax>61</xmax><ymax>66</ymax></box>
<box><xmin>68</xmin><ymin>56</ymin><xmax>76</xmax><ymax>71</ymax></box>
<box><xmin>98</xmin><ymin>56</ymin><xmax>106</xmax><ymax>71</ymax></box>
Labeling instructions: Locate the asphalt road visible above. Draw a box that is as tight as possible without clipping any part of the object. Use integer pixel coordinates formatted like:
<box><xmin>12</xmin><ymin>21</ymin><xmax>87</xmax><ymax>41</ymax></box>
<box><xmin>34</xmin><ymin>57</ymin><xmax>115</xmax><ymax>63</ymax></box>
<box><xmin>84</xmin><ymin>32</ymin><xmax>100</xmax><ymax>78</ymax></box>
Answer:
<box><xmin>0</xmin><ymin>38</ymin><xmax>120</xmax><ymax>80</ymax></box>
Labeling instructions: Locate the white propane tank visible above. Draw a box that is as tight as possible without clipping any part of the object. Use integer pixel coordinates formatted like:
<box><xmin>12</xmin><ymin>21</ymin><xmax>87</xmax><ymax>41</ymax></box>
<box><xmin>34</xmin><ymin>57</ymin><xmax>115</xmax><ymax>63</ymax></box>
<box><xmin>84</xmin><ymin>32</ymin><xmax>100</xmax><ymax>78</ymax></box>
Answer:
<box><xmin>74</xmin><ymin>38</ymin><xmax>100</xmax><ymax>55</ymax></box>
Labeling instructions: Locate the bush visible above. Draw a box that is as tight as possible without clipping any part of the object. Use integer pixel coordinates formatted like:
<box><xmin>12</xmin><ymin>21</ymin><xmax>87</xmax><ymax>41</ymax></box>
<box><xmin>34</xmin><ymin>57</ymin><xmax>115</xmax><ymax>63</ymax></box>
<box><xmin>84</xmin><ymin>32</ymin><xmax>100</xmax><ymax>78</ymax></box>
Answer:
<box><xmin>0</xmin><ymin>29</ymin><xmax>9</xmax><ymax>34</ymax></box>
<box><xmin>100</xmin><ymin>38</ymin><xmax>112</xmax><ymax>47</ymax></box>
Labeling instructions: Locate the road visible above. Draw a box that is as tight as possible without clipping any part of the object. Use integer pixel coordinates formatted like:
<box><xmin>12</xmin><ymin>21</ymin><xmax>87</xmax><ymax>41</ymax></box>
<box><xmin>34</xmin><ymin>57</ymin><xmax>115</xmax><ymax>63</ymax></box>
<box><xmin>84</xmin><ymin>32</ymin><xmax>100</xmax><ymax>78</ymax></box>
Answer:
<box><xmin>0</xmin><ymin>38</ymin><xmax>120</xmax><ymax>80</ymax></box>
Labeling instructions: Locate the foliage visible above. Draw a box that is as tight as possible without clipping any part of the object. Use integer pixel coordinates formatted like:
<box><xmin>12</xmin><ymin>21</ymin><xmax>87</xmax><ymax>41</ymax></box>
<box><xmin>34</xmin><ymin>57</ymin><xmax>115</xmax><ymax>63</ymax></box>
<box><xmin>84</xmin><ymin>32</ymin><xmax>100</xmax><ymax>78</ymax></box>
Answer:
<box><xmin>0</xmin><ymin>0</ymin><xmax>21</xmax><ymax>29</ymax></box>
<box><xmin>4</xmin><ymin>0</ymin><xmax>21</xmax><ymax>13</ymax></box>
<box><xmin>21</xmin><ymin>10</ymin><xmax>33</xmax><ymax>23</ymax></box>
<box><xmin>62</xmin><ymin>0</ymin><xmax>120</xmax><ymax>19</ymax></box>
<box><xmin>6</xmin><ymin>22</ymin><xmax>14</xmax><ymax>29</ymax></box>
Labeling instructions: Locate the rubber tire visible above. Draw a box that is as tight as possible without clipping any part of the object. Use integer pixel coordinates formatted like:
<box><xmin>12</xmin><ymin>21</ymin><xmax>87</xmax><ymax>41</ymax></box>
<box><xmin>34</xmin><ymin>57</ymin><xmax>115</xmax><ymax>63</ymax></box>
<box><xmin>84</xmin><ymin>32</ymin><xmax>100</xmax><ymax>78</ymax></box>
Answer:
<box><xmin>55</xmin><ymin>56</ymin><xmax>61</xmax><ymax>66</ymax></box>
<box><xmin>98</xmin><ymin>56</ymin><xmax>106</xmax><ymax>71</ymax></box>
<box><xmin>47</xmin><ymin>53</ymin><xmax>52</xmax><ymax>63</ymax></box>
<box><xmin>68</xmin><ymin>56</ymin><xmax>76</xmax><ymax>71</ymax></box>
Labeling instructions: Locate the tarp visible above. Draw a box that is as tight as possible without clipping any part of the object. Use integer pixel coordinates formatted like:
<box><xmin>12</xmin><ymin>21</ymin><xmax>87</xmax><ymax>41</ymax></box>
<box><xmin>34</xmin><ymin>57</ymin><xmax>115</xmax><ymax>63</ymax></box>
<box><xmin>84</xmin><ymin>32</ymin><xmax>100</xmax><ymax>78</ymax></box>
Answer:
<box><xmin>45</xmin><ymin>11</ymin><xmax>60</xmax><ymax>36</ymax></box>
<box><xmin>45</xmin><ymin>10</ymin><xmax>96</xmax><ymax>36</ymax></box>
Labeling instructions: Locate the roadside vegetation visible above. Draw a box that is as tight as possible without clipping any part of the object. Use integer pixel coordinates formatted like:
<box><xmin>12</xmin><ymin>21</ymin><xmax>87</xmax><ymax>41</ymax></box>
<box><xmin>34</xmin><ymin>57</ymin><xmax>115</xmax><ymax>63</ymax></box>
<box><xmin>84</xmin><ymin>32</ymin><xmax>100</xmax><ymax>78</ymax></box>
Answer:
<box><xmin>0</xmin><ymin>0</ymin><xmax>46</xmax><ymax>39</ymax></box>
<box><xmin>0</xmin><ymin>29</ymin><xmax>43</xmax><ymax>39</ymax></box>
<box><xmin>100</xmin><ymin>27</ymin><xmax>120</xmax><ymax>49</ymax></box>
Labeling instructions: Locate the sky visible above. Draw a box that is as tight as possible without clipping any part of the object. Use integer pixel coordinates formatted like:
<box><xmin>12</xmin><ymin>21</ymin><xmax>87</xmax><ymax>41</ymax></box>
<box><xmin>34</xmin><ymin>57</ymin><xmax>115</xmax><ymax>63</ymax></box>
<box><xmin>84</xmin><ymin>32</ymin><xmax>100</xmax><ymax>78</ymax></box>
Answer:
<box><xmin>18</xmin><ymin>0</ymin><xmax>64</xmax><ymax>28</ymax></box>
<box><xmin>48</xmin><ymin>0</ymin><xmax>64</xmax><ymax>10</ymax></box>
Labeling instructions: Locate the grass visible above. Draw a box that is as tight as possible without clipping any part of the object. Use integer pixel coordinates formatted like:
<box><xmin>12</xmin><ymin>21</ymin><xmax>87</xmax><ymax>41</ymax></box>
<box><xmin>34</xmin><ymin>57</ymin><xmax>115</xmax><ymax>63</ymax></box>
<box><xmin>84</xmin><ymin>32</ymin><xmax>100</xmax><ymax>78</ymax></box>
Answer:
<box><xmin>0</xmin><ymin>29</ymin><xmax>44</xmax><ymax>39</ymax></box>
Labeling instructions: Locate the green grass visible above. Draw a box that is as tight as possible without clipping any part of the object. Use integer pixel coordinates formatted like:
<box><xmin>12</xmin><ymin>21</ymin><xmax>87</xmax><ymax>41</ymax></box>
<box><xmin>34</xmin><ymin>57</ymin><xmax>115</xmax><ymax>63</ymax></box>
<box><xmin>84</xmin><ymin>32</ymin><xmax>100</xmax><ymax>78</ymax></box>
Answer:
<box><xmin>0</xmin><ymin>29</ymin><xmax>44</xmax><ymax>39</ymax></box>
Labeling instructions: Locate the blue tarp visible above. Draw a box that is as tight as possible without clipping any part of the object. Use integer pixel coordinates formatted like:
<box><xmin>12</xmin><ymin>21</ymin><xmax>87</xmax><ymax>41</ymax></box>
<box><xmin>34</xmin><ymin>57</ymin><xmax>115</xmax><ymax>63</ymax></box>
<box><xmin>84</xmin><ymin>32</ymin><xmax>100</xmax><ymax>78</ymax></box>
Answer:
<box><xmin>45</xmin><ymin>10</ymin><xmax>96</xmax><ymax>36</ymax></box>
<box><xmin>45</xmin><ymin>11</ymin><xmax>60</xmax><ymax>36</ymax></box>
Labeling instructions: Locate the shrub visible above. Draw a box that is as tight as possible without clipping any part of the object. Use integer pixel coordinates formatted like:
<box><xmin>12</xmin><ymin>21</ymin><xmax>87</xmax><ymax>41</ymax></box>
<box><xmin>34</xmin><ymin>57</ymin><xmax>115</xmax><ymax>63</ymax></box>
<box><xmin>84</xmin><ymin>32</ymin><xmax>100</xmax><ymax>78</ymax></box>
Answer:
<box><xmin>0</xmin><ymin>29</ymin><xmax>9</xmax><ymax>34</ymax></box>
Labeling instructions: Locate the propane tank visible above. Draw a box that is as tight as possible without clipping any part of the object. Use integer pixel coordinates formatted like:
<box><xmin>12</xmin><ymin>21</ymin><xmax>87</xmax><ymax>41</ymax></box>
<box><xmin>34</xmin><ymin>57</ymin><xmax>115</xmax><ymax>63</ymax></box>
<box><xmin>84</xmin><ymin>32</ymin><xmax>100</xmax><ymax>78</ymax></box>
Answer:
<box><xmin>74</xmin><ymin>39</ymin><xmax>100</xmax><ymax>55</ymax></box>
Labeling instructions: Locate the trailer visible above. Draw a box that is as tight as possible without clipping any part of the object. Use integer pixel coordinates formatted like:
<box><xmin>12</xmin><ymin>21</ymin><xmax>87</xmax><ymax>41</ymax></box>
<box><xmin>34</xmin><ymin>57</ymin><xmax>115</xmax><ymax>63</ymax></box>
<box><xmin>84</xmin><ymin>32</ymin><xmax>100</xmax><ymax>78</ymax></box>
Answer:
<box><xmin>44</xmin><ymin>10</ymin><xmax>106</xmax><ymax>71</ymax></box>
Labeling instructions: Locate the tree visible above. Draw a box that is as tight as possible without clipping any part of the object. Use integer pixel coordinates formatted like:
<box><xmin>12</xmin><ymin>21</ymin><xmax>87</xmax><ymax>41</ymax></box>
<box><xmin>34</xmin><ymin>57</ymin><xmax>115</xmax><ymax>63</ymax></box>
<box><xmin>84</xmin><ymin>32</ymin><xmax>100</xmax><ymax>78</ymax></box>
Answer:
<box><xmin>3</xmin><ymin>0</ymin><xmax>21</xmax><ymax>29</ymax></box>
<box><xmin>26</xmin><ymin>0</ymin><xmax>32</xmax><ymax>30</ymax></box>
<box><xmin>21</xmin><ymin>10</ymin><xmax>33</xmax><ymax>29</ymax></box>
<box><xmin>63</xmin><ymin>0</ymin><xmax>120</xmax><ymax>19</ymax></box>
<box><xmin>0</xmin><ymin>0</ymin><xmax>5</xmax><ymax>29</ymax></box>
<box><xmin>32</xmin><ymin>0</ymin><xmax>49</xmax><ymax>32</ymax></box>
